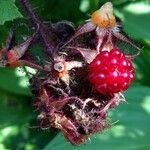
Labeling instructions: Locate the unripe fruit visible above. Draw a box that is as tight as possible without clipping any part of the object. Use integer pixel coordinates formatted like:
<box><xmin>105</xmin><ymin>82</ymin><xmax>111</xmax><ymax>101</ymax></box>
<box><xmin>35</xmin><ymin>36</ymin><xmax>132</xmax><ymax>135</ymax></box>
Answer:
<box><xmin>88</xmin><ymin>48</ymin><xmax>135</xmax><ymax>95</ymax></box>
<box><xmin>7</xmin><ymin>50</ymin><xmax>18</xmax><ymax>67</ymax></box>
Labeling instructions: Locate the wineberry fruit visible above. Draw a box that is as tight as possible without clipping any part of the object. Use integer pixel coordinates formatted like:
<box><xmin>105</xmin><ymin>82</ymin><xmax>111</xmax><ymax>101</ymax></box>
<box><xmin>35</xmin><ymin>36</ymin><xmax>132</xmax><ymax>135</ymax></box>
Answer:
<box><xmin>88</xmin><ymin>48</ymin><xmax>135</xmax><ymax>95</ymax></box>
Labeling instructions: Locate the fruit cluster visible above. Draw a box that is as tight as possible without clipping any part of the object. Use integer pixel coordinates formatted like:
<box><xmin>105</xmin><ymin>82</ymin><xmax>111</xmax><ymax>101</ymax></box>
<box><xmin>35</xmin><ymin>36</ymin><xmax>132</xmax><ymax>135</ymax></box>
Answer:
<box><xmin>0</xmin><ymin>1</ymin><xmax>140</xmax><ymax>145</ymax></box>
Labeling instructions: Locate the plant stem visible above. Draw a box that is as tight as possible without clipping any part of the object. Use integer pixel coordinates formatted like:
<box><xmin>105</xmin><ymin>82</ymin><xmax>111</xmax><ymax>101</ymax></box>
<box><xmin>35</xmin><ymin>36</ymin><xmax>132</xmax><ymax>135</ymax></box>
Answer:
<box><xmin>20</xmin><ymin>0</ymin><xmax>40</xmax><ymax>28</ymax></box>
<box><xmin>20</xmin><ymin>0</ymin><xmax>55</xmax><ymax>56</ymax></box>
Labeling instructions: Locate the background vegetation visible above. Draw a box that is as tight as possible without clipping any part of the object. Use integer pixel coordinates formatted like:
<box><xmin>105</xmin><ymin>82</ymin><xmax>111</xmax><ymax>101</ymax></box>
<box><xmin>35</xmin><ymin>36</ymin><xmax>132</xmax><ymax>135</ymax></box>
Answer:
<box><xmin>0</xmin><ymin>0</ymin><xmax>150</xmax><ymax>150</ymax></box>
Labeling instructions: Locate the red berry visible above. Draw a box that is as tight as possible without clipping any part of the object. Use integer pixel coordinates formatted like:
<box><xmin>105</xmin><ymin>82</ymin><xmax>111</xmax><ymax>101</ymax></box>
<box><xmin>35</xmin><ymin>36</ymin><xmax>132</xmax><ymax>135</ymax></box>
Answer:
<box><xmin>88</xmin><ymin>48</ymin><xmax>135</xmax><ymax>95</ymax></box>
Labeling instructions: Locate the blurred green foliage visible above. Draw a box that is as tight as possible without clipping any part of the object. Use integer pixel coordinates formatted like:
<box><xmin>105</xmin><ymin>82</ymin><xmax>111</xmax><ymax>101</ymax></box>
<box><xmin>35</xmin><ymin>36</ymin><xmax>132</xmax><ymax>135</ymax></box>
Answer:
<box><xmin>0</xmin><ymin>0</ymin><xmax>150</xmax><ymax>150</ymax></box>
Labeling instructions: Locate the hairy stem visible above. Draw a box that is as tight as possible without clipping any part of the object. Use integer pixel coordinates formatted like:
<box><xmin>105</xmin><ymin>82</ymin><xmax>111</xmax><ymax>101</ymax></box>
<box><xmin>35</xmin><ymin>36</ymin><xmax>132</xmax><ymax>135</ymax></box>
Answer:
<box><xmin>20</xmin><ymin>0</ymin><xmax>55</xmax><ymax>56</ymax></box>
<box><xmin>20</xmin><ymin>0</ymin><xmax>40</xmax><ymax>28</ymax></box>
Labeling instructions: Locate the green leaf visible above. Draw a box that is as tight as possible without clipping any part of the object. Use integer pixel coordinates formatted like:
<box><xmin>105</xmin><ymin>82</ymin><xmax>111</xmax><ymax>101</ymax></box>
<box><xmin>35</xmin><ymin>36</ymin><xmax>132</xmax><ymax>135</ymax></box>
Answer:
<box><xmin>0</xmin><ymin>92</ymin><xmax>31</xmax><ymax>128</ymax></box>
<box><xmin>134</xmin><ymin>49</ymin><xmax>150</xmax><ymax>86</ymax></box>
<box><xmin>115</xmin><ymin>2</ymin><xmax>150</xmax><ymax>39</ymax></box>
<box><xmin>44</xmin><ymin>86</ymin><xmax>150</xmax><ymax>150</ymax></box>
<box><xmin>0</xmin><ymin>68</ymin><xmax>31</xmax><ymax>96</ymax></box>
<box><xmin>31</xmin><ymin>0</ymin><xmax>84</xmax><ymax>24</ymax></box>
<box><xmin>0</xmin><ymin>91</ymin><xmax>57</xmax><ymax>150</ymax></box>
<box><xmin>0</xmin><ymin>0</ymin><xmax>22</xmax><ymax>25</ymax></box>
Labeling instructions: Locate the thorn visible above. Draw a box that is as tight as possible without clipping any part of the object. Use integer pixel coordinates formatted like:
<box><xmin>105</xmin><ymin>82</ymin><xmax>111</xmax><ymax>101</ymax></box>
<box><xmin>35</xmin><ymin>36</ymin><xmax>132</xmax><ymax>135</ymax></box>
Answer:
<box><xmin>111</xmin><ymin>120</ymin><xmax>119</xmax><ymax>126</ymax></box>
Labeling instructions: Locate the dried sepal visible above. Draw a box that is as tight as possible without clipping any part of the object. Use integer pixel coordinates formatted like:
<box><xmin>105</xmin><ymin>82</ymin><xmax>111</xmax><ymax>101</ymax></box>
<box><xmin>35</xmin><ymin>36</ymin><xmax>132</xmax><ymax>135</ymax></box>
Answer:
<box><xmin>11</xmin><ymin>35</ymin><xmax>35</xmax><ymax>59</ymax></box>
<box><xmin>67</xmin><ymin>46</ymin><xmax>97</xmax><ymax>64</ymax></box>
<box><xmin>0</xmin><ymin>33</ymin><xmax>36</xmax><ymax>67</ymax></box>
<box><xmin>45</xmin><ymin>55</ymin><xmax>83</xmax><ymax>86</ymax></box>
<box><xmin>91</xmin><ymin>2</ymin><xmax>116</xmax><ymax>29</ymax></box>
<box><xmin>35</xmin><ymin>85</ymin><xmax>112</xmax><ymax>145</ymax></box>
<box><xmin>113</xmin><ymin>32</ymin><xmax>141</xmax><ymax>51</ymax></box>
<box><xmin>61</xmin><ymin>22</ymin><xmax>96</xmax><ymax>48</ymax></box>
